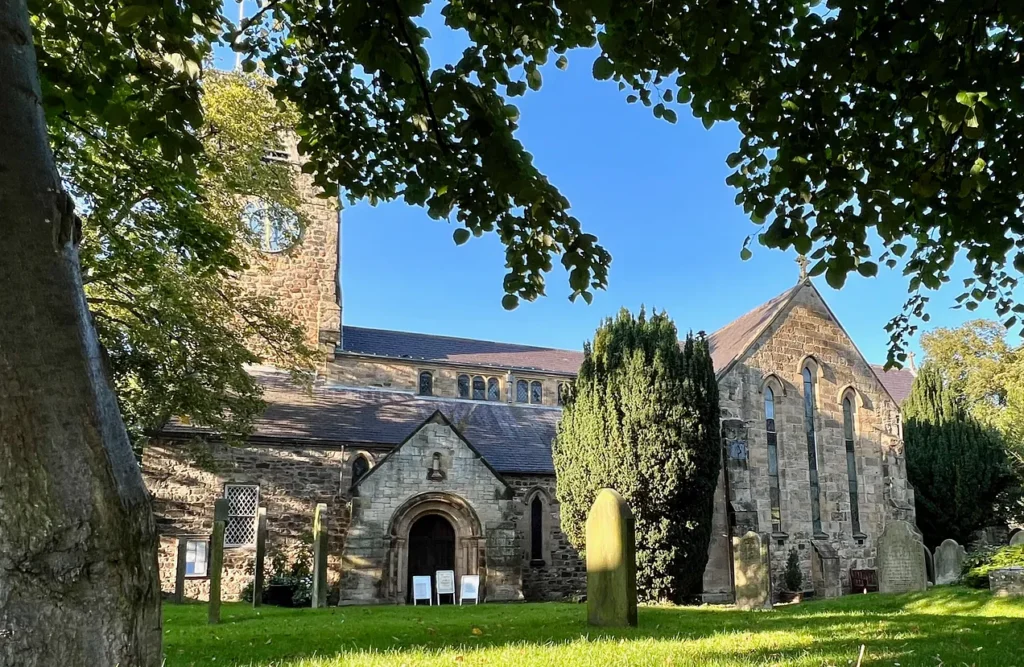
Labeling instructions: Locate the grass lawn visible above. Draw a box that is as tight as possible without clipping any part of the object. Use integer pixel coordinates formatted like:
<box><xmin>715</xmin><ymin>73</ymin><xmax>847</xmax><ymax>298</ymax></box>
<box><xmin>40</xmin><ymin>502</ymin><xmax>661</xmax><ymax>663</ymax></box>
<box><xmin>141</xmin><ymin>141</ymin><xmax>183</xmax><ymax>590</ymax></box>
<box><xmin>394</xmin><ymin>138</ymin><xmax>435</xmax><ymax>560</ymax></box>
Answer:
<box><xmin>163</xmin><ymin>587</ymin><xmax>1024</xmax><ymax>666</ymax></box>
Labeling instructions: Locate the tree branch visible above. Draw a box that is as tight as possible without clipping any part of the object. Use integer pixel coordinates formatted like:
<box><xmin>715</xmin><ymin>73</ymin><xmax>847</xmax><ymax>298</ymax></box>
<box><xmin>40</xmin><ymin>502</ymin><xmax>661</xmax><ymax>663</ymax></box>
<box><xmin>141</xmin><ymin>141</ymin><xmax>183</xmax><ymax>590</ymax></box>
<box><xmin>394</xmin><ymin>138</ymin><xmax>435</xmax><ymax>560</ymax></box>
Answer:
<box><xmin>389</xmin><ymin>0</ymin><xmax>450</xmax><ymax>154</ymax></box>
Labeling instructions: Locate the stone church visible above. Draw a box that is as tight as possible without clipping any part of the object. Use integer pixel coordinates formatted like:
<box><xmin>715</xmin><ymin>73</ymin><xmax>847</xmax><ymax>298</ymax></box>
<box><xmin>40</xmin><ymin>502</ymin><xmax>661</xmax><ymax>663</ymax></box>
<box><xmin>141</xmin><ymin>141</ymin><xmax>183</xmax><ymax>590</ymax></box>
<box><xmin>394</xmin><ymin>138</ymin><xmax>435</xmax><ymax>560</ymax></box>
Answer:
<box><xmin>142</xmin><ymin>147</ymin><xmax>919</xmax><ymax>604</ymax></box>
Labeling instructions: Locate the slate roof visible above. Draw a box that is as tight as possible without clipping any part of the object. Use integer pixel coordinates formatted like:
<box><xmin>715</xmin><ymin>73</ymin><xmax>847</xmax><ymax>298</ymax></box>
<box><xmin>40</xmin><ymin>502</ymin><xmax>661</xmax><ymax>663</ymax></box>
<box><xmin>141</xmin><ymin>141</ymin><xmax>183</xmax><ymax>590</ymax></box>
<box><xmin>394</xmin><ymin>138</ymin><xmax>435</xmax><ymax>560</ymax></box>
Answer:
<box><xmin>341</xmin><ymin>325</ymin><xmax>583</xmax><ymax>374</ymax></box>
<box><xmin>164</xmin><ymin>369</ymin><xmax>561</xmax><ymax>474</ymax></box>
<box><xmin>706</xmin><ymin>284</ymin><xmax>802</xmax><ymax>375</ymax></box>
<box><xmin>870</xmin><ymin>365</ymin><xmax>916</xmax><ymax>405</ymax></box>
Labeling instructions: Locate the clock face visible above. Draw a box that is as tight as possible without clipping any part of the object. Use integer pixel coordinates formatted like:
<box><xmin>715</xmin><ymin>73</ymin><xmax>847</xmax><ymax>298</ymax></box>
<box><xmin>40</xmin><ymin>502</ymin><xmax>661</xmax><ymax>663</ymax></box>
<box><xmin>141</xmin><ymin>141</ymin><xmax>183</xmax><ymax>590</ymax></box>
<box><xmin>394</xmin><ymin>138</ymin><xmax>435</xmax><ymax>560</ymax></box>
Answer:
<box><xmin>242</xmin><ymin>199</ymin><xmax>302</xmax><ymax>253</ymax></box>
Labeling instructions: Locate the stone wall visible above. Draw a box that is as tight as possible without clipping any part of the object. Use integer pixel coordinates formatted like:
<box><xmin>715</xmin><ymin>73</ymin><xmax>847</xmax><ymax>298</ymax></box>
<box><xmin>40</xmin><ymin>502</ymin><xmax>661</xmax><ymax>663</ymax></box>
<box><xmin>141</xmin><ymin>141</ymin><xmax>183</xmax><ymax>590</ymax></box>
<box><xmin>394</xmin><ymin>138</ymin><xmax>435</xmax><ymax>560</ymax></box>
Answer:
<box><xmin>339</xmin><ymin>415</ymin><xmax>521</xmax><ymax>604</ymax></box>
<box><xmin>327</xmin><ymin>354</ymin><xmax>567</xmax><ymax>407</ymax></box>
<box><xmin>506</xmin><ymin>474</ymin><xmax>586</xmax><ymax>600</ymax></box>
<box><xmin>704</xmin><ymin>284</ymin><xmax>914</xmax><ymax>600</ymax></box>
<box><xmin>236</xmin><ymin>139</ymin><xmax>341</xmax><ymax>351</ymax></box>
<box><xmin>143</xmin><ymin>440</ymin><xmax>387</xmax><ymax>601</ymax></box>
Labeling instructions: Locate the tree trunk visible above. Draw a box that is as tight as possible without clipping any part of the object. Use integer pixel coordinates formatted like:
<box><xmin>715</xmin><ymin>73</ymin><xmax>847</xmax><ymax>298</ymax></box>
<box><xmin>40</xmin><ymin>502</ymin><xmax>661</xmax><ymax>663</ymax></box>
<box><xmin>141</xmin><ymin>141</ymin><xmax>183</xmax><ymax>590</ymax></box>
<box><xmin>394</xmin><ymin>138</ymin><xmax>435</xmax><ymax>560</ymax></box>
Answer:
<box><xmin>0</xmin><ymin>1</ymin><xmax>162</xmax><ymax>664</ymax></box>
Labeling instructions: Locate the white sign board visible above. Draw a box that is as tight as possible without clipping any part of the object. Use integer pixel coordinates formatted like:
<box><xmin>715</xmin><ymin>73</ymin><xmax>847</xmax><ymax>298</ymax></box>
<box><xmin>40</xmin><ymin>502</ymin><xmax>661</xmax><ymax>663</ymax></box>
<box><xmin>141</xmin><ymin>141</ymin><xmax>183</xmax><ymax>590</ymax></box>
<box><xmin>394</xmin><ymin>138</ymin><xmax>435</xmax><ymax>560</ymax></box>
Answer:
<box><xmin>436</xmin><ymin>570</ymin><xmax>455</xmax><ymax>595</ymax></box>
<box><xmin>459</xmin><ymin>574</ymin><xmax>480</xmax><ymax>605</ymax></box>
<box><xmin>412</xmin><ymin>575</ymin><xmax>432</xmax><ymax>605</ymax></box>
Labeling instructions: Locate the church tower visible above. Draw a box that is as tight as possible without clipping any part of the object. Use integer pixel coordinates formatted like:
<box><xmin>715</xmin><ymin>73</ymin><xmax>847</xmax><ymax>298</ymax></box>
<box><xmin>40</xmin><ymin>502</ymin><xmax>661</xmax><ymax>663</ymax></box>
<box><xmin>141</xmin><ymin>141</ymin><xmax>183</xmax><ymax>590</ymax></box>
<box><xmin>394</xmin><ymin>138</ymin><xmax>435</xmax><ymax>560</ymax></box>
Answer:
<box><xmin>236</xmin><ymin>139</ymin><xmax>342</xmax><ymax>354</ymax></box>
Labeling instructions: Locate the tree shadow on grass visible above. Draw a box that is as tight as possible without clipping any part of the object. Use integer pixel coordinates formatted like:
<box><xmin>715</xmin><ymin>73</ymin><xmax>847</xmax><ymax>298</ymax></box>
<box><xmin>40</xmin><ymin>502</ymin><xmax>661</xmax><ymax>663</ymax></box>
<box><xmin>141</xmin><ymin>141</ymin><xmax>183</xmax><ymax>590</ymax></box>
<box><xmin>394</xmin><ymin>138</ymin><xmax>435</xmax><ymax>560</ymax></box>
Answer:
<box><xmin>162</xmin><ymin>590</ymin><xmax>1024</xmax><ymax>667</ymax></box>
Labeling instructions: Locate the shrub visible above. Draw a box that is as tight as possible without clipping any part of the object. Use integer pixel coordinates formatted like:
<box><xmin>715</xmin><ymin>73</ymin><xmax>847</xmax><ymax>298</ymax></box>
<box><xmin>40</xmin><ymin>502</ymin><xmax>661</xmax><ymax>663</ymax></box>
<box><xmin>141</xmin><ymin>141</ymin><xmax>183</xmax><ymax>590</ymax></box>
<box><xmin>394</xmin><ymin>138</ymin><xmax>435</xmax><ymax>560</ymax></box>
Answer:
<box><xmin>784</xmin><ymin>548</ymin><xmax>803</xmax><ymax>592</ymax></box>
<box><xmin>961</xmin><ymin>544</ymin><xmax>1024</xmax><ymax>588</ymax></box>
<box><xmin>240</xmin><ymin>548</ymin><xmax>313</xmax><ymax>606</ymax></box>
<box><xmin>553</xmin><ymin>308</ymin><xmax>721</xmax><ymax>603</ymax></box>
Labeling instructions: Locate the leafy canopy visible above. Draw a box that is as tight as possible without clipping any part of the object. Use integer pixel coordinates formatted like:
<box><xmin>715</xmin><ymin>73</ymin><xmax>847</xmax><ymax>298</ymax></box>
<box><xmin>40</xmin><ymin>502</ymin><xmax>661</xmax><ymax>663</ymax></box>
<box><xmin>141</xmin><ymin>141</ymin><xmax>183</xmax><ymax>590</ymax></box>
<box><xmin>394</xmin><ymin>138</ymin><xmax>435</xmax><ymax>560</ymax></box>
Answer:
<box><xmin>31</xmin><ymin>0</ymin><xmax>1024</xmax><ymax>357</ymax></box>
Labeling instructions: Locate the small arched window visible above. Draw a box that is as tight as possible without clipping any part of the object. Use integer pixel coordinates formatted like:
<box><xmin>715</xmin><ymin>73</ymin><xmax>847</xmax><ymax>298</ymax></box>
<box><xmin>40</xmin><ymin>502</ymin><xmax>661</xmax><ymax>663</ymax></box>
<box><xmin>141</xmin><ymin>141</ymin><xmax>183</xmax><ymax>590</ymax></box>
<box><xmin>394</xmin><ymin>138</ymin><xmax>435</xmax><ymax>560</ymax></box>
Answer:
<box><xmin>487</xmin><ymin>377</ymin><xmax>500</xmax><ymax>401</ymax></box>
<box><xmin>530</xmin><ymin>381</ymin><xmax>543</xmax><ymax>404</ymax></box>
<box><xmin>352</xmin><ymin>455</ymin><xmax>370</xmax><ymax>484</ymax></box>
<box><xmin>765</xmin><ymin>387</ymin><xmax>782</xmax><ymax>533</ymax></box>
<box><xmin>843</xmin><ymin>395</ymin><xmax>862</xmax><ymax>535</ymax></box>
<box><xmin>457</xmin><ymin>374</ymin><xmax>470</xmax><ymax>399</ymax></box>
<box><xmin>530</xmin><ymin>496</ymin><xmax>544</xmax><ymax>563</ymax></box>
<box><xmin>472</xmin><ymin>376</ymin><xmax>486</xmax><ymax>400</ymax></box>
<box><xmin>803</xmin><ymin>366</ymin><xmax>823</xmax><ymax>535</ymax></box>
<box><xmin>557</xmin><ymin>382</ymin><xmax>565</xmax><ymax>406</ymax></box>
<box><xmin>516</xmin><ymin>379</ymin><xmax>529</xmax><ymax>403</ymax></box>
<box><xmin>418</xmin><ymin>371</ymin><xmax>433</xmax><ymax>396</ymax></box>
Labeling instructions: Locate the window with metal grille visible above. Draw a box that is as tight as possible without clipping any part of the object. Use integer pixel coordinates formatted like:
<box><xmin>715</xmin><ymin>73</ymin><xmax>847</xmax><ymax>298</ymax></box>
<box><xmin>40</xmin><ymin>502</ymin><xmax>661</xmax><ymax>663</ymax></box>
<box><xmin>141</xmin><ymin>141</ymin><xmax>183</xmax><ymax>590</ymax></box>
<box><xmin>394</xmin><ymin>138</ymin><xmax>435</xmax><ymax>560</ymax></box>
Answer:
<box><xmin>472</xmin><ymin>376</ymin><xmax>486</xmax><ymax>400</ymax></box>
<box><xmin>418</xmin><ymin>371</ymin><xmax>433</xmax><ymax>396</ymax></box>
<box><xmin>185</xmin><ymin>539</ymin><xmax>209</xmax><ymax>577</ymax></box>
<box><xmin>803</xmin><ymin>367</ymin><xmax>823</xmax><ymax>535</ymax></box>
<box><xmin>765</xmin><ymin>387</ymin><xmax>783</xmax><ymax>533</ymax></box>
<box><xmin>487</xmin><ymin>377</ymin><xmax>500</xmax><ymax>401</ymax></box>
<box><xmin>458</xmin><ymin>374</ymin><xmax>470</xmax><ymax>398</ymax></box>
<box><xmin>516</xmin><ymin>379</ymin><xmax>529</xmax><ymax>403</ymax></box>
<box><xmin>530</xmin><ymin>381</ymin><xmax>542</xmax><ymax>404</ymax></box>
<box><xmin>224</xmin><ymin>485</ymin><xmax>259</xmax><ymax>547</ymax></box>
<box><xmin>843</xmin><ymin>395</ymin><xmax>862</xmax><ymax>535</ymax></box>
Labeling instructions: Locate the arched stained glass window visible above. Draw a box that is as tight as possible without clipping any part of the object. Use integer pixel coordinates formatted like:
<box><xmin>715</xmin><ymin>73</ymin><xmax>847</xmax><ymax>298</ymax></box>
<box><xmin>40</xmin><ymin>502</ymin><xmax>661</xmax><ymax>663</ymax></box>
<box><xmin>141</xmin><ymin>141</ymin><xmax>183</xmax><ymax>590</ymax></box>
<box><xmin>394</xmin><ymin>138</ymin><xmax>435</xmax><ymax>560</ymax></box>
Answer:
<box><xmin>765</xmin><ymin>387</ymin><xmax>782</xmax><ymax>533</ymax></box>
<box><xmin>457</xmin><ymin>374</ymin><xmax>470</xmax><ymax>399</ymax></box>
<box><xmin>530</xmin><ymin>381</ymin><xmax>542</xmax><ymax>404</ymax></box>
<box><xmin>843</xmin><ymin>395</ymin><xmax>862</xmax><ymax>535</ymax></box>
<box><xmin>418</xmin><ymin>371</ymin><xmax>433</xmax><ymax>396</ymax></box>
<box><xmin>530</xmin><ymin>496</ymin><xmax>544</xmax><ymax>562</ymax></box>
<box><xmin>487</xmin><ymin>377</ymin><xmax>500</xmax><ymax>401</ymax></box>
<box><xmin>516</xmin><ymin>380</ymin><xmax>529</xmax><ymax>403</ymax></box>
<box><xmin>803</xmin><ymin>366</ymin><xmax>823</xmax><ymax>535</ymax></box>
<box><xmin>472</xmin><ymin>376</ymin><xmax>486</xmax><ymax>400</ymax></box>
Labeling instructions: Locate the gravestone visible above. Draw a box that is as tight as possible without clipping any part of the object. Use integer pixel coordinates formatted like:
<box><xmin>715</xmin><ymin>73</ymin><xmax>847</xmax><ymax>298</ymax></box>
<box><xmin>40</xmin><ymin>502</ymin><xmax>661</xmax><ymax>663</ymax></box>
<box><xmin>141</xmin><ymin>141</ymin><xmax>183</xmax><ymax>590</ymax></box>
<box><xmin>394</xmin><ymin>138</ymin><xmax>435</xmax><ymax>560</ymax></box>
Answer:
<box><xmin>173</xmin><ymin>537</ymin><xmax>188</xmax><ymax>604</ymax></box>
<box><xmin>923</xmin><ymin>544</ymin><xmax>935</xmax><ymax>584</ymax></box>
<box><xmin>312</xmin><ymin>503</ymin><xmax>328</xmax><ymax>608</ymax></box>
<box><xmin>209</xmin><ymin>499</ymin><xmax>228</xmax><ymax>624</ymax></box>
<box><xmin>586</xmin><ymin>488</ymin><xmax>637</xmax><ymax>627</ymax></box>
<box><xmin>1010</xmin><ymin>531</ymin><xmax>1024</xmax><ymax>546</ymax></box>
<box><xmin>990</xmin><ymin>568</ymin><xmax>1024</xmax><ymax>597</ymax></box>
<box><xmin>732</xmin><ymin>531</ymin><xmax>771</xmax><ymax>610</ymax></box>
<box><xmin>933</xmin><ymin>539</ymin><xmax>966</xmax><ymax>585</ymax></box>
<box><xmin>811</xmin><ymin>542</ymin><xmax>841</xmax><ymax>599</ymax></box>
<box><xmin>253</xmin><ymin>507</ymin><xmax>267</xmax><ymax>607</ymax></box>
<box><xmin>877</xmin><ymin>520</ymin><xmax>927</xmax><ymax>594</ymax></box>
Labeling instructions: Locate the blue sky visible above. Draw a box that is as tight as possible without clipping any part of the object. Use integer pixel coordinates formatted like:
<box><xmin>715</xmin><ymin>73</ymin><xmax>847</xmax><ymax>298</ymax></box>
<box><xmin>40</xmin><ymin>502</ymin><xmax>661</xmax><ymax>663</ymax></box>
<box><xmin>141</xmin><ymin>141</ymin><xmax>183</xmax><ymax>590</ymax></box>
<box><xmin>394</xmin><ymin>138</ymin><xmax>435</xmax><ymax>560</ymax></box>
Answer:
<box><xmin>218</xmin><ymin>2</ymin><xmax>1001</xmax><ymax>364</ymax></box>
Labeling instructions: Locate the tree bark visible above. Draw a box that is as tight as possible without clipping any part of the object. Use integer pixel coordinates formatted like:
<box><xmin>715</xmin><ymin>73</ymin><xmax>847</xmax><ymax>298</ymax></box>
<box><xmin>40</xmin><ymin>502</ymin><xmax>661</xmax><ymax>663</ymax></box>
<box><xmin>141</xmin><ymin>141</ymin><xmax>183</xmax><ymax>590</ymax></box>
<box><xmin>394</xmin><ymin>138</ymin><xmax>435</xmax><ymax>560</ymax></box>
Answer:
<box><xmin>0</xmin><ymin>1</ymin><xmax>162</xmax><ymax>664</ymax></box>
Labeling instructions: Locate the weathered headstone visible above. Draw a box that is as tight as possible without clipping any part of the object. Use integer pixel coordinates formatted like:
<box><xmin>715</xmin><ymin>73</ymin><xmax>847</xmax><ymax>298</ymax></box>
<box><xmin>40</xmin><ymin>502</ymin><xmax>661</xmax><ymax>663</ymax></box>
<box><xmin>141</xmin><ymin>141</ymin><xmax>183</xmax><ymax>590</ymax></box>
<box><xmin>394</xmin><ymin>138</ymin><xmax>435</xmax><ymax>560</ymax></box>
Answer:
<box><xmin>877</xmin><ymin>520</ymin><xmax>927</xmax><ymax>594</ymax></box>
<box><xmin>811</xmin><ymin>542</ymin><xmax>841</xmax><ymax>599</ymax></box>
<box><xmin>1010</xmin><ymin>531</ymin><xmax>1024</xmax><ymax>546</ymax></box>
<box><xmin>173</xmin><ymin>537</ymin><xmax>188</xmax><ymax>604</ymax></box>
<box><xmin>990</xmin><ymin>567</ymin><xmax>1024</xmax><ymax>597</ymax></box>
<box><xmin>586</xmin><ymin>488</ymin><xmax>637</xmax><ymax>627</ymax></box>
<box><xmin>253</xmin><ymin>507</ymin><xmax>267</xmax><ymax>607</ymax></box>
<box><xmin>732</xmin><ymin>531</ymin><xmax>771</xmax><ymax>610</ymax></box>
<box><xmin>209</xmin><ymin>499</ymin><xmax>228</xmax><ymax>624</ymax></box>
<box><xmin>934</xmin><ymin>539</ymin><xmax>966</xmax><ymax>585</ymax></box>
<box><xmin>312</xmin><ymin>502</ymin><xmax>328</xmax><ymax>608</ymax></box>
<box><xmin>969</xmin><ymin>525</ymin><xmax>1009</xmax><ymax>551</ymax></box>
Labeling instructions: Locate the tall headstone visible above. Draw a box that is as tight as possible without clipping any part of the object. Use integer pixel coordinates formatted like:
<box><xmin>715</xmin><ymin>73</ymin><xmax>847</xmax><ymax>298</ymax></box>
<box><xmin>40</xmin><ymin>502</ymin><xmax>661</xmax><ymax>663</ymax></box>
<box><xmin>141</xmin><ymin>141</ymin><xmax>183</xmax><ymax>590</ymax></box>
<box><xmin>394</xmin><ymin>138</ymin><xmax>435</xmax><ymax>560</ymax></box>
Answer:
<box><xmin>312</xmin><ymin>502</ymin><xmax>328</xmax><ymax>608</ymax></box>
<box><xmin>173</xmin><ymin>537</ymin><xmax>188</xmax><ymax>604</ymax></box>
<box><xmin>811</xmin><ymin>542</ymin><xmax>841</xmax><ymax>599</ymax></box>
<box><xmin>933</xmin><ymin>538</ymin><xmax>966</xmax><ymax>585</ymax></box>
<box><xmin>586</xmin><ymin>488</ymin><xmax>637</xmax><ymax>627</ymax></box>
<box><xmin>732</xmin><ymin>531</ymin><xmax>771</xmax><ymax>610</ymax></box>
<box><xmin>877</xmin><ymin>520</ymin><xmax>927</xmax><ymax>594</ymax></box>
<box><xmin>1010</xmin><ymin>531</ymin><xmax>1024</xmax><ymax>546</ymax></box>
<box><xmin>253</xmin><ymin>507</ymin><xmax>268</xmax><ymax>607</ymax></box>
<box><xmin>209</xmin><ymin>499</ymin><xmax>228</xmax><ymax>624</ymax></box>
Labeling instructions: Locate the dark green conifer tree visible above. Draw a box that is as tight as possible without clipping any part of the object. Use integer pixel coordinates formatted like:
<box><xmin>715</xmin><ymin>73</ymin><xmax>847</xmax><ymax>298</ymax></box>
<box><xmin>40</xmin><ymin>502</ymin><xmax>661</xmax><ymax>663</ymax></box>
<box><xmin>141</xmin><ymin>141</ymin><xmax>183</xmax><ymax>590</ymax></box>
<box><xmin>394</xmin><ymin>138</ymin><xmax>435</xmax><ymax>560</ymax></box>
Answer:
<box><xmin>904</xmin><ymin>364</ymin><xmax>1015</xmax><ymax>547</ymax></box>
<box><xmin>553</xmin><ymin>308</ymin><xmax>720</xmax><ymax>602</ymax></box>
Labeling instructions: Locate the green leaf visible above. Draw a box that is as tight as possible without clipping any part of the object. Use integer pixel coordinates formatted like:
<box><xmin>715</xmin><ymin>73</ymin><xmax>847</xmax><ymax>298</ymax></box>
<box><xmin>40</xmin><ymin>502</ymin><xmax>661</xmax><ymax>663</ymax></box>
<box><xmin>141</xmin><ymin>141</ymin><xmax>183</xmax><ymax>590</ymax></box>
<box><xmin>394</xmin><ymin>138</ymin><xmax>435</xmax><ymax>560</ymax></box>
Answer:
<box><xmin>556</xmin><ymin>55</ymin><xmax>568</xmax><ymax>70</ymax></box>
<box><xmin>527</xmin><ymin>69</ymin><xmax>542</xmax><ymax>91</ymax></box>
<box><xmin>662</xmin><ymin>108</ymin><xmax>677</xmax><ymax>124</ymax></box>
<box><xmin>115</xmin><ymin>4</ymin><xmax>155</xmax><ymax>27</ymax></box>
<box><xmin>825</xmin><ymin>265</ymin><xmax>847</xmax><ymax>289</ymax></box>
<box><xmin>726</xmin><ymin>153</ymin><xmax>743</xmax><ymax>168</ymax></box>
<box><xmin>502</xmin><ymin>294</ymin><xmax>520</xmax><ymax>311</ymax></box>
<box><xmin>592</xmin><ymin>56</ymin><xmax>614</xmax><ymax>80</ymax></box>
<box><xmin>453</xmin><ymin>228</ymin><xmax>471</xmax><ymax>245</ymax></box>
<box><xmin>857</xmin><ymin>261</ymin><xmax>878</xmax><ymax>278</ymax></box>
<box><xmin>740</xmin><ymin>247</ymin><xmax>752</xmax><ymax>261</ymax></box>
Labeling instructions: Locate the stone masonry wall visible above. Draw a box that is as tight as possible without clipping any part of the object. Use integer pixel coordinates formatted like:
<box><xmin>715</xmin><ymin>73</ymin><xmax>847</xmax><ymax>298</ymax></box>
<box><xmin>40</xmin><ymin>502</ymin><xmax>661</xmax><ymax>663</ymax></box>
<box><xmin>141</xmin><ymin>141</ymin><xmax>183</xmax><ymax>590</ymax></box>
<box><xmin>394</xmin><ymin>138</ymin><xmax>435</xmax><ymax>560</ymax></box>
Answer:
<box><xmin>704</xmin><ymin>284</ymin><xmax>913</xmax><ymax>600</ymax></box>
<box><xmin>327</xmin><ymin>355</ymin><xmax>567</xmax><ymax>407</ymax></box>
<box><xmin>506</xmin><ymin>474</ymin><xmax>585</xmax><ymax>601</ymax></box>
<box><xmin>236</xmin><ymin>139</ymin><xmax>341</xmax><ymax>351</ymax></box>
<box><xmin>340</xmin><ymin>416</ymin><xmax>521</xmax><ymax>604</ymax></box>
<box><xmin>143</xmin><ymin>440</ymin><xmax>376</xmax><ymax>602</ymax></box>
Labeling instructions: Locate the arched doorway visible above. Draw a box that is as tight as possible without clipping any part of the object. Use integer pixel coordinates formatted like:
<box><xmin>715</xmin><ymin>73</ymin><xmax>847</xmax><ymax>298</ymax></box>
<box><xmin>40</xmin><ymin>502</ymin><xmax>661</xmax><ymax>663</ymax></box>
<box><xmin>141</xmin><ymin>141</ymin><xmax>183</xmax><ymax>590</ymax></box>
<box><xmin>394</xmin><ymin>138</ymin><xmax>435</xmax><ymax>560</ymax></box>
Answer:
<box><xmin>407</xmin><ymin>514</ymin><xmax>456</xmax><ymax>602</ymax></box>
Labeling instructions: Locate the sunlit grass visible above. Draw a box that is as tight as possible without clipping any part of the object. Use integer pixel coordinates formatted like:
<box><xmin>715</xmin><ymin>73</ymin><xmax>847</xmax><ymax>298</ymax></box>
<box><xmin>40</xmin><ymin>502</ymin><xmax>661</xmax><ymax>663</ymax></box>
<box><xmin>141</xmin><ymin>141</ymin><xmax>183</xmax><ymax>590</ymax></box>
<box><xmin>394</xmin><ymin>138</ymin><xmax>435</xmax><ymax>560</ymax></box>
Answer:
<box><xmin>163</xmin><ymin>587</ymin><xmax>1024</xmax><ymax>666</ymax></box>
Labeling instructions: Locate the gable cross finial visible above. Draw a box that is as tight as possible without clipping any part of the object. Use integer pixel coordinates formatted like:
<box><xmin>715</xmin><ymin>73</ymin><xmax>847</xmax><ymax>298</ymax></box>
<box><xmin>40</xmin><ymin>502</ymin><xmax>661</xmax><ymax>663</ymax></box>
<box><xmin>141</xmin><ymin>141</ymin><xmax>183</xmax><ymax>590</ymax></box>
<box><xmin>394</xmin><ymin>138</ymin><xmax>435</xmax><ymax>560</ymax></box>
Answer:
<box><xmin>796</xmin><ymin>255</ymin><xmax>810</xmax><ymax>282</ymax></box>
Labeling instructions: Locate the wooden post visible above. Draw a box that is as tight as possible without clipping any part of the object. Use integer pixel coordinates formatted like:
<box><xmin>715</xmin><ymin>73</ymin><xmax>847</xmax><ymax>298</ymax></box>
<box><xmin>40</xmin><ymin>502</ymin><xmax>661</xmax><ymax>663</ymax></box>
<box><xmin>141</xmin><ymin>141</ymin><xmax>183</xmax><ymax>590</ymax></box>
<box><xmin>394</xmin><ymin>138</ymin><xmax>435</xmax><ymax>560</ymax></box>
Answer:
<box><xmin>253</xmin><ymin>507</ymin><xmax>267</xmax><ymax>608</ymax></box>
<box><xmin>312</xmin><ymin>503</ymin><xmax>328</xmax><ymax>608</ymax></box>
<box><xmin>209</xmin><ymin>499</ymin><xmax>228</xmax><ymax>624</ymax></box>
<box><xmin>173</xmin><ymin>537</ymin><xmax>188</xmax><ymax>604</ymax></box>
